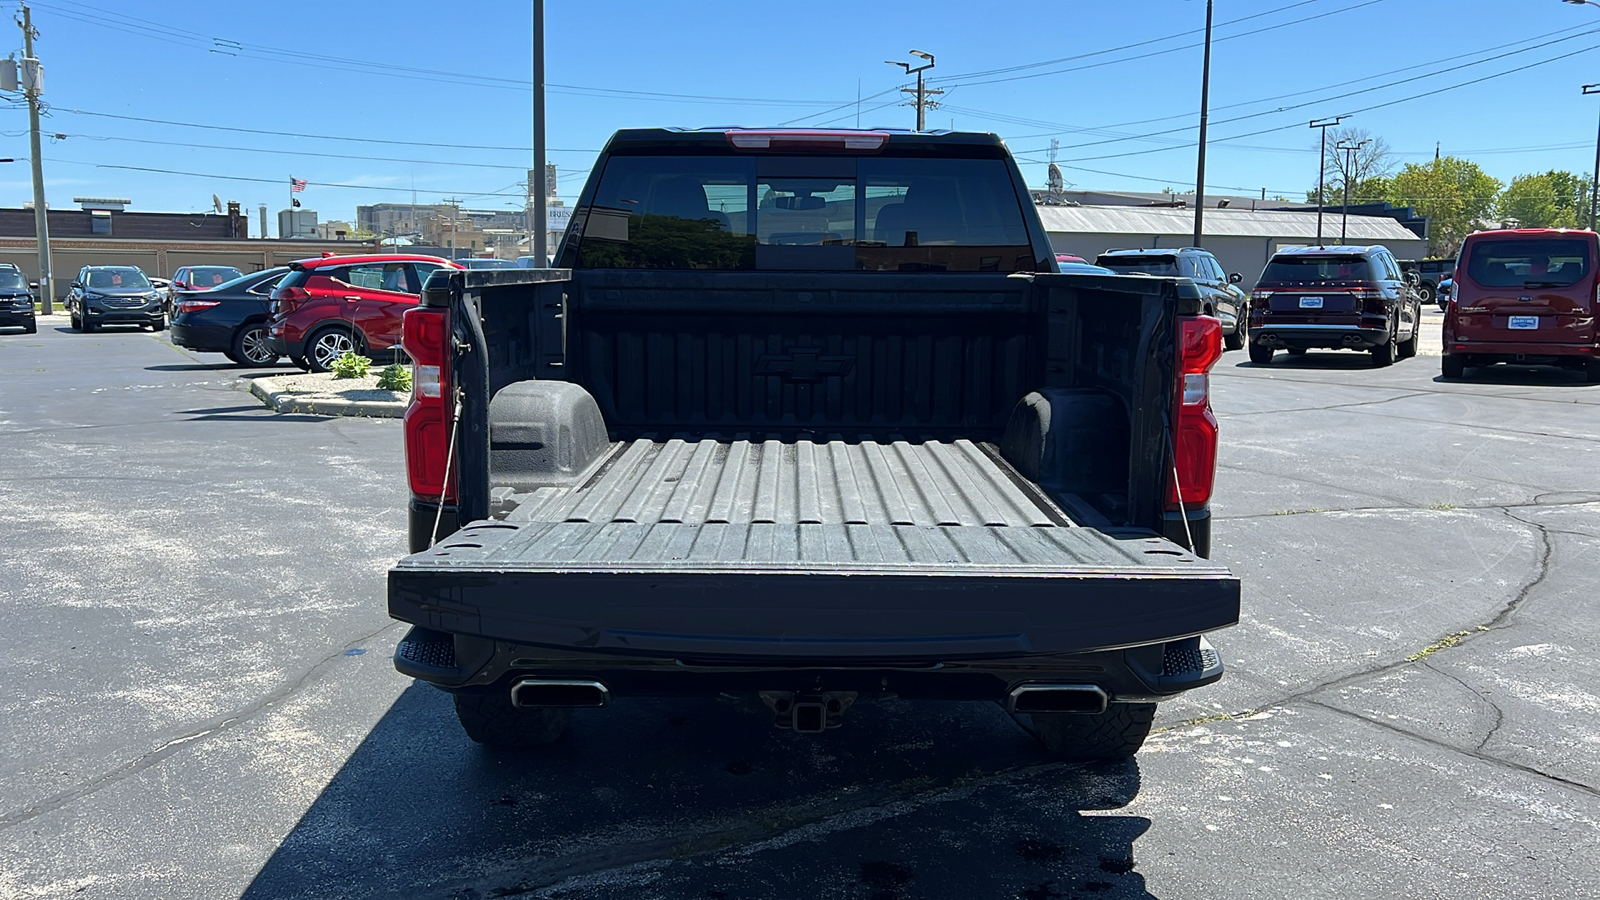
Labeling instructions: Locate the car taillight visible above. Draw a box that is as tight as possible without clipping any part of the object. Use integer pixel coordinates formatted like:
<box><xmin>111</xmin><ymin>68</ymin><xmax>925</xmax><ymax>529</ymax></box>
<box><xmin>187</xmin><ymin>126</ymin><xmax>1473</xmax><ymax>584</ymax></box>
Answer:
<box><xmin>402</xmin><ymin>306</ymin><xmax>454</xmax><ymax>503</ymax></box>
<box><xmin>1250</xmin><ymin>290</ymin><xmax>1272</xmax><ymax>302</ymax></box>
<box><xmin>175</xmin><ymin>299</ymin><xmax>221</xmax><ymax>314</ymax></box>
<box><xmin>1167</xmin><ymin>315</ymin><xmax>1222</xmax><ymax>512</ymax></box>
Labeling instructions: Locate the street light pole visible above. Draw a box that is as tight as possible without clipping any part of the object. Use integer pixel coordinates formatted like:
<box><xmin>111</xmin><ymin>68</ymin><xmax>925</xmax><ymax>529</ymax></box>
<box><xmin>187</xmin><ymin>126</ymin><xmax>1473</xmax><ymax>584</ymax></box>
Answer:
<box><xmin>1192</xmin><ymin>0</ymin><xmax>1213</xmax><ymax>248</ymax></box>
<box><xmin>886</xmin><ymin>51</ymin><xmax>938</xmax><ymax>132</ymax></box>
<box><xmin>1309</xmin><ymin>116</ymin><xmax>1346</xmax><ymax>247</ymax></box>
<box><xmin>1586</xmin><ymin>84</ymin><xmax>1600</xmax><ymax>230</ymax></box>
<box><xmin>1336</xmin><ymin>138</ymin><xmax>1370</xmax><ymax>244</ymax></box>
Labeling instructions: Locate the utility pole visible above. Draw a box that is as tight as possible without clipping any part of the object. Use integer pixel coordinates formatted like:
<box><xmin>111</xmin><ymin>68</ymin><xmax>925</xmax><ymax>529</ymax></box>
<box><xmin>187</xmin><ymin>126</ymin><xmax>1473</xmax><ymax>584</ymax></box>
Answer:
<box><xmin>19</xmin><ymin>2</ymin><xmax>52</xmax><ymax>313</ymax></box>
<box><xmin>1585</xmin><ymin>84</ymin><xmax>1600</xmax><ymax>230</ymax></box>
<box><xmin>443</xmin><ymin>198</ymin><xmax>462</xmax><ymax>258</ymax></box>
<box><xmin>886</xmin><ymin>51</ymin><xmax>939</xmax><ymax>132</ymax></box>
<box><xmin>532</xmin><ymin>0</ymin><xmax>547</xmax><ymax>265</ymax></box>
<box><xmin>1192</xmin><ymin>0</ymin><xmax>1213</xmax><ymax>248</ymax></box>
<box><xmin>1309</xmin><ymin>116</ymin><xmax>1346</xmax><ymax>247</ymax></box>
<box><xmin>1336</xmin><ymin>138</ymin><xmax>1370</xmax><ymax>244</ymax></box>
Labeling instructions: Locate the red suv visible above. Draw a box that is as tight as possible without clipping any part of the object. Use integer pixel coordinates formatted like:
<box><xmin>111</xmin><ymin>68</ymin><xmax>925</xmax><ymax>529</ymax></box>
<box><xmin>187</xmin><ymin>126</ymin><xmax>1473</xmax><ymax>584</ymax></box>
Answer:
<box><xmin>1442</xmin><ymin>228</ymin><xmax>1600</xmax><ymax>382</ymax></box>
<box><xmin>266</xmin><ymin>254</ymin><xmax>459</xmax><ymax>371</ymax></box>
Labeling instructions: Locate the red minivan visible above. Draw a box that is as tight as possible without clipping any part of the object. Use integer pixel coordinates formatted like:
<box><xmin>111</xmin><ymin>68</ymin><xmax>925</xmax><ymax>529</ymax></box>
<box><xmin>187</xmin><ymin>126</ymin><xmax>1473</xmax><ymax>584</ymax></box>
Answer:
<box><xmin>266</xmin><ymin>254</ymin><xmax>460</xmax><ymax>372</ymax></box>
<box><xmin>1443</xmin><ymin>229</ymin><xmax>1600</xmax><ymax>382</ymax></box>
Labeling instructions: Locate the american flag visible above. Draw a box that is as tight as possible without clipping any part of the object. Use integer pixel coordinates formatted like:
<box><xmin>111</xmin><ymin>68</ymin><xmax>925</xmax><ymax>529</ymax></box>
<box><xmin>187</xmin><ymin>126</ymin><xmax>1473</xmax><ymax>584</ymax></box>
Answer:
<box><xmin>289</xmin><ymin>177</ymin><xmax>308</xmax><ymax>193</ymax></box>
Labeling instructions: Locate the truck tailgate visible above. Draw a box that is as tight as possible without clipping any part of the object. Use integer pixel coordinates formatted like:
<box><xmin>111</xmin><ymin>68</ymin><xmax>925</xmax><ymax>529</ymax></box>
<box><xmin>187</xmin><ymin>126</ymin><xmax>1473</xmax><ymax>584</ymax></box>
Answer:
<box><xmin>390</xmin><ymin>522</ymin><xmax>1236</xmax><ymax>659</ymax></box>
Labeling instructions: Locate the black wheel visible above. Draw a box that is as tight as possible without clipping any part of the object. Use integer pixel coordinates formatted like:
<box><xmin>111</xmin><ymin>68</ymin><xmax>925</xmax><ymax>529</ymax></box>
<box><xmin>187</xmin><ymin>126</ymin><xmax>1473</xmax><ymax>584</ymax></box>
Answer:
<box><xmin>1417</xmin><ymin>284</ymin><xmax>1434</xmax><ymax>306</ymax></box>
<box><xmin>1248</xmin><ymin>342</ymin><xmax>1274</xmax><ymax>365</ymax></box>
<box><xmin>1397</xmin><ymin>319</ymin><xmax>1418</xmax><ymax>360</ymax></box>
<box><xmin>1585</xmin><ymin>359</ymin><xmax>1600</xmax><ymax>384</ymax></box>
<box><xmin>290</xmin><ymin>355</ymin><xmax>310</xmax><ymax>372</ymax></box>
<box><xmin>152</xmin><ymin>318</ymin><xmax>167</xmax><ymax>333</ymax></box>
<box><xmin>70</xmin><ymin>307</ymin><xmax>81</xmax><ymax>330</ymax></box>
<box><xmin>230</xmin><ymin>323</ymin><xmax>280</xmax><ymax>367</ymax></box>
<box><xmin>1286</xmin><ymin>347</ymin><xmax>1307</xmax><ymax>357</ymax></box>
<box><xmin>23</xmin><ymin>320</ymin><xmax>36</xmax><ymax>334</ymax></box>
<box><xmin>1371</xmin><ymin>318</ymin><xmax>1398</xmax><ymax>367</ymax></box>
<box><xmin>1029</xmin><ymin>703</ymin><xmax>1156</xmax><ymax>761</ymax></box>
<box><xmin>1223</xmin><ymin>316</ymin><xmax>1245</xmax><ymax>351</ymax></box>
<box><xmin>81</xmin><ymin>316</ymin><xmax>96</xmax><ymax>334</ymax></box>
<box><xmin>453</xmin><ymin>692</ymin><xmax>571</xmax><ymax>747</ymax></box>
<box><xmin>305</xmin><ymin>325</ymin><xmax>362</xmax><ymax>373</ymax></box>
<box><xmin>1441</xmin><ymin>355</ymin><xmax>1466</xmax><ymax>379</ymax></box>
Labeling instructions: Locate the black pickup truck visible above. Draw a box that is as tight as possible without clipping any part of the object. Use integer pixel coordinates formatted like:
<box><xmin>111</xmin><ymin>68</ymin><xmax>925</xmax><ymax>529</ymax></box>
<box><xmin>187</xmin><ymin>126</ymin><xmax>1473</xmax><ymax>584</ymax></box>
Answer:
<box><xmin>387</xmin><ymin>128</ymin><xmax>1239</xmax><ymax>759</ymax></box>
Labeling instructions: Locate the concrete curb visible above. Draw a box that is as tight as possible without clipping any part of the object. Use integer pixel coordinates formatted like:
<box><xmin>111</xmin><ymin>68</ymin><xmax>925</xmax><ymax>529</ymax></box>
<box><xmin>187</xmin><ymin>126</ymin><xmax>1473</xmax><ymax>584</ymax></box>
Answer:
<box><xmin>248</xmin><ymin>376</ymin><xmax>406</xmax><ymax>418</ymax></box>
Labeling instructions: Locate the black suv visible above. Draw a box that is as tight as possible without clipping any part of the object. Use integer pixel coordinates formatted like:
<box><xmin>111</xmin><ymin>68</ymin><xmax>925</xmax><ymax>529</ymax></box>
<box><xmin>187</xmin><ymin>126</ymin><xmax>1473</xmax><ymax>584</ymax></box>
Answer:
<box><xmin>67</xmin><ymin>266</ymin><xmax>167</xmax><ymax>332</ymax></box>
<box><xmin>1095</xmin><ymin>247</ymin><xmax>1248</xmax><ymax>350</ymax></box>
<box><xmin>0</xmin><ymin>265</ymin><xmax>35</xmax><ymax>334</ymax></box>
<box><xmin>1248</xmin><ymin>245</ymin><xmax>1423</xmax><ymax>367</ymax></box>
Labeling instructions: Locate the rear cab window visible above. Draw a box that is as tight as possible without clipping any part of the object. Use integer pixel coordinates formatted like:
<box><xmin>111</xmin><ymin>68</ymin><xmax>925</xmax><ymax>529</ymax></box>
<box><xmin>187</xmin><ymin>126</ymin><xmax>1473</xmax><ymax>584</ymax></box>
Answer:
<box><xmin>1261</xmin><ymin>255</ymin><xmax>1381</xmax><ymax>283</ymax></box>
<box><xmin>571</xmin><ymin>144</ymin><xmax>1040</xmax><ymax>272</ymax></box>
<box><xmin>1462</xmin><ymin>237</ymin><xmax>1592</xmax><ymax>288</ymax></box>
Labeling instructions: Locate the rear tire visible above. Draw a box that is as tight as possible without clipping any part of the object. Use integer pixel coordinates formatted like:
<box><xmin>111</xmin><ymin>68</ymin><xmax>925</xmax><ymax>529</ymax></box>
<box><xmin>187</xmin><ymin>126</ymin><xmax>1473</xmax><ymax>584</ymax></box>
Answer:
<box><xmin>454</xmin><ymin>692</ymin><xmax>571</xmax><ymax>747</ymax></box>
<box><xmin>1371</xmin><ymin>319</ymin><xmax>1398</xmax><ymax>367</ymax></box>
<box><xmin>230</xmin><ymin>323</ymin><xmax>280</xmax><ymax>367</ymax></box>
<box><xmin>1030</xmin><ymin>702</ymin><xmax>1156</xmax><ymax>761</ymax></box>
<box><xmin>1586</xmin><ymin>359</ymin><xmax>1600</xmax><ymax>384</ymax></box>
<box><xmin>1441</xmin><ymin>355</ymin><xmax>1466</xmax><ymax>379</ymax></box>
<box><xmin>291</xmin><ymin>355</ymin><xmax>310</xmax><ymax>372</ymax></box>
<box><xmin>1248</xmin><ymin>342</ymin><xmax>1274</xmax><ymax>365</ymax></box>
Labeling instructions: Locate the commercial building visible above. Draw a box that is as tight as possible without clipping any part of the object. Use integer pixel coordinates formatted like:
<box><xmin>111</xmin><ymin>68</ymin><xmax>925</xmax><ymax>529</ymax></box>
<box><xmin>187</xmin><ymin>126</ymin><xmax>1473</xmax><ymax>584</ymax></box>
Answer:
<box><xmin>1039</xmin><ymin>205</ymin><xmax>1429</xmax><ymax>289</ymax></box>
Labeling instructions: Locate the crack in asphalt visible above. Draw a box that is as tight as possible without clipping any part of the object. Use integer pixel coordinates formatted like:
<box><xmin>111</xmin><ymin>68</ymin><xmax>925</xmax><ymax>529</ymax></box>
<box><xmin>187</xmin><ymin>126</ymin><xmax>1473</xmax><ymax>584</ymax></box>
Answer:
<box><xmin>1216</xmin><ymin>390</ymin><xmax>1436</xmax><ymax>419</ymax></box>
<box><xmin>1419</xmin><ymin>658</ymin><xmax>1505</xmax><ymax>754</ymax></box>
<box><xmin>1216</xmin><ymin>494</ymin><xmax>1600</xmax><ymax>522</ymax></box>
<box><xmin>0</xmin><ymin>620</ymin><xmax>407</xmax><ymax>833</ymax></box>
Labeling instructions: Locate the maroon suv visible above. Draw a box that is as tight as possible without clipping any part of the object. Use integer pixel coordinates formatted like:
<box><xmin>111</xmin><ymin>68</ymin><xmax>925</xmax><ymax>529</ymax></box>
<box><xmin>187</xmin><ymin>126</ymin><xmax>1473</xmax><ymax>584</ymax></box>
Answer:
<box><xmin>1442</xmin><ymin>228</ymin><xmax>1599</xmax><ymax>382</ymax></box>
<box><xmin>1247</xmin><ymin>244</ymin><xmax>1423</xmax><ymax>367</ymax></box>
<box><xmin>265</xmin><ymin>254</ymin><xmax>459</xmax><ymax>371</ymax></box>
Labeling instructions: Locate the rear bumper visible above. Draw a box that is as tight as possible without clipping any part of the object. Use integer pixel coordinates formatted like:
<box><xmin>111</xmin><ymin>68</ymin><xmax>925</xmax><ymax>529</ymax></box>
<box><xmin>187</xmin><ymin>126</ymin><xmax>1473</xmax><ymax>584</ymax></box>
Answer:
<box><xmin>169</xmin><ymin>320</ymin><xmax>231</xmax><ymax>352</ymax></box>
<box><xmin>394</xmin><ymin>625</ymin><xmax>1228</xmax><ymax>702</ymax></box>
<box><xmin>1443</xmin><ymin>340</ymin><xmax>1595</xmax><ymax>360</ymax></box>
<box><xmin>1252</xmin><ymin>322</ymin><xmax>1388</xmax><ymax>350</ymax></box>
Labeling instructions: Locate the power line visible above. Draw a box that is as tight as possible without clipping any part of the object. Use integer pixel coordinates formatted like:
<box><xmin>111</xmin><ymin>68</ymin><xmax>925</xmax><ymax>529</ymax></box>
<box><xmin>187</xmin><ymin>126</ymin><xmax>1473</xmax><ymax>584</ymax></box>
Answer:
<box><xmin>48</xmin><ymin>131</ymin><xmax>543</xmax><ymax>171</ymax></box>
<box><xmin>45</xmin><ymin>157</ymin><xmax>529</xmax><ymax>198</ymax></box>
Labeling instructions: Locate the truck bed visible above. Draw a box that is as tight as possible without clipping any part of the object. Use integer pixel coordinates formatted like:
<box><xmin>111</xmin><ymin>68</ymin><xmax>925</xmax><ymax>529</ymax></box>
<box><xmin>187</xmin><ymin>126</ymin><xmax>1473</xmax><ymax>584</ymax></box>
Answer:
<box><xmin>390</xmin><ymin>437</ymin><xmax>1238</xmax><ymax>661</ymax></box>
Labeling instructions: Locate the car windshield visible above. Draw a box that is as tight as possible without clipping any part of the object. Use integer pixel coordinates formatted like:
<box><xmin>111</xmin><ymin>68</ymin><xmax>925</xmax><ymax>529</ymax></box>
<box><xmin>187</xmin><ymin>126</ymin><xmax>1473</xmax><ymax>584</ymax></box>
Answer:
<box><xmin>576</xmin><ymin>153</ymin><xmax>1036</xmax><ymax>272</ymax></box>
<box><xmin>1464</xmin><ymin>238</ymin><xmax>1590</xmax><ymax>287</ymax></box>
<box><xmin>0</xmin><ymin>271</ymin><xmax>27</xmax><ymax>291</ymax></box>
<box><xmin>189</xmin><ymin>267</ymin><xmax>244</xmax><ymax>287</ymax></box>
<box><xmin>86</xmin><ymin>268</ymin><xmax>152</xmax><ymax>290</ymax></box>
<box><xmin>1097</xmin><ymin>255</ymin><xmax>1179</xmax><ymax>276</ymax></box>
<box><xmin>1260</xmin><ymin>255</ymin><xmax>1377</xmax><ymax>283</ymax></box>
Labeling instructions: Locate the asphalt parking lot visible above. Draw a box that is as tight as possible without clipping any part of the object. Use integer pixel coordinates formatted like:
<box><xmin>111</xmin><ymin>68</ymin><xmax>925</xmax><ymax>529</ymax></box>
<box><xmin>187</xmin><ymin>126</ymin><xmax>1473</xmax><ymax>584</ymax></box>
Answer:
<box><xmin>1</xmin><ymin>310</ymin><xmax>1597</xmax><ymax>899</ymax></box>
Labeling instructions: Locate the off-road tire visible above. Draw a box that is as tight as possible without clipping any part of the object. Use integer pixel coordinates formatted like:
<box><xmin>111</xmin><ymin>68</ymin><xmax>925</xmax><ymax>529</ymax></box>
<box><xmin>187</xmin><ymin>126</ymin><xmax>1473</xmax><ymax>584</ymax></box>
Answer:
<box><xmin>1248</xmin><ymin>342</ymin><xmax>1274</xmax><ymax>365</ymax></box>
<box><xmin>1030</xmin><ymin>702</ymin><xmax>1156</xmax><ymax>761</ymax></box>
<box><xmin>1441</xmin><ymin>355</ymin><xmax>1466</xmax><ymax>380</ymax></box>
<box><xmin>454</xmin><ymin>692</ymin><xmax>571</xmax><ymax>747</ymax></box>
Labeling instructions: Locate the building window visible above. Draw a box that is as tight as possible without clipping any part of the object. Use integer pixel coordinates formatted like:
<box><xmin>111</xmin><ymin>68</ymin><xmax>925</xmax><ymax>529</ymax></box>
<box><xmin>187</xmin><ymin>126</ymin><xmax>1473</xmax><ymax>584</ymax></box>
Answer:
<box><xmin>90</xmin><ymin>211</ymin><xmax>111</xmax><ymax>235</ymax></box>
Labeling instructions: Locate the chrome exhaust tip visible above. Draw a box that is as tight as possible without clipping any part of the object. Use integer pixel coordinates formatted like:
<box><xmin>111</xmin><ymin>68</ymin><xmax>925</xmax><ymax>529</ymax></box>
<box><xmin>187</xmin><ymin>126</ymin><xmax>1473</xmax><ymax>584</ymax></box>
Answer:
<box><xmin>510</xmin><ymin>679</ymin><xmax>609</xmax><ymax>708</ymax></box>
<box><xmin>1007</xmin><ymin>684</ymin><xmax>1109</xmax><ymax>715</ymax></box>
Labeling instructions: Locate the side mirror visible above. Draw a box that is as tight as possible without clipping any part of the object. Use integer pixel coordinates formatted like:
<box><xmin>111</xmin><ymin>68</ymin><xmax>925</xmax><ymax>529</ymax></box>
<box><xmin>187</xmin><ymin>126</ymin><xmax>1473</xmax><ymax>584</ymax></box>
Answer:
<box><xmin>1228</xmin><ymin>272</ymin><xmax>1242</xmax><ymax>284</ymax></box>
<box><xmin>28</xmin><ymin>281</ymin><xmax>38</xmax><ymax>290</ymax></box>
<box><xmin>70</xmin><ymin>281</ymin><xmax>81</xmax><ymax>289</ymax></box>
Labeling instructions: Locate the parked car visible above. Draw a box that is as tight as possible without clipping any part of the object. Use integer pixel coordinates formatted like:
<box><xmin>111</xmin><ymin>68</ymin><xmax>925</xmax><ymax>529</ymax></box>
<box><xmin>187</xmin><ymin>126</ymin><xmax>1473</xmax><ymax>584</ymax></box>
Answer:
<box><xmin>0</xmin><ymin>267</ymin><xmax>36</xmax><ymax>334</ymax></box>
<box><xmin>515</xmin><ymin>255</ymin><xmax>548</xmax><ymax>268</ymax></box>
<box><xmin>1095</xmin><ymin>247</ymin><xmax>1248</xmax><ymax>350</ymax></box>
<box><xmin>1247</xmin><ymin>244</ymin><xmax>1422</xmax><ymax>367</ymax></box>
<box><xmin>1441</xmin><ymin>228</ymin><xmax>1599</xmax><ymax>382</ymax></box>
<box><xmin>1054</xmin><ymin>253</ymin><xmax>1088</xmax><ymax>265</ymax></box>
<box><xmin>1399</xmin><ymin>257</ymin><xmax>1454</xmax><ymax>306</ymax></box>
<box><xmin>66</xmin><ymin>266</ymin><xmax>166</xmax><ymax>332</ymax></box>
<box><xmin>457</xmin><ymin>258</ymin><xmax>517</xmax><ymax>270</ymax></box>
<box><xmin>167</xmin><ymin>266</ymin><xmax>244</xmax><ymax>318</ymax></box>
<box><xmin>265</xmin><ymin>254</ymin><xmax>460</xmax><ymax>372</ymax></box>
<box><xmin>170</xmin><ymin>267</ymin><xmax>289</xmax><ymax>366</ymax></box>
<box><xmin>388</xmin><ymin>126</ymin><xmax>1238</xmax><ymax>759</ymax></box>
<box><xmin>1059</xmin><ymin>261</ymin><xmax>1118</xmax><ymax>275</ymax></box>
<box><xmin>1436</xmin><ymin>275</ymin><xmax>1453</xmax><ymax>311</ymax></box>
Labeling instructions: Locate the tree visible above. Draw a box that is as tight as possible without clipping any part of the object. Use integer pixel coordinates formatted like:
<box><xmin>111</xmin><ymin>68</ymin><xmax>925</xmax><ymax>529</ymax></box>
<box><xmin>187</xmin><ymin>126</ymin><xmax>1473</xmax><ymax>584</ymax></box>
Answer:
<box><xmin>1496</xmin><ymin>170</ymin><xmax>1590</xmax><ymax>229</ymax></box>
<box><xmin>1305</xmin><ymin>127</ymin><xmax>1396</xmax><ymax>205</ymax></box>
<box><xmin>1385</xmin><ymin>157</ymin><xmax>1502</xmax><ymax>256</ymax></box>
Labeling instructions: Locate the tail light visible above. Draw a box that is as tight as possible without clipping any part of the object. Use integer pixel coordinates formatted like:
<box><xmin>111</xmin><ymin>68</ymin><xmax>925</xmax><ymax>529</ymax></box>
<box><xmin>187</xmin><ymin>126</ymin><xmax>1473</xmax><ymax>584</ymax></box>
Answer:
<box><xmin>1167</xmin><ymin>315</ymin><xmax>1222</xmax><ymax>511</ymax></box>
<box><xmin>174</xmin><ymin>298</ymin><xmax>221</xmax><ymax>314</ymax></box>
<box><xmin>402</xmin><ymin>306</ymin><xmax>454</xmax><ymax>502</ymax></box>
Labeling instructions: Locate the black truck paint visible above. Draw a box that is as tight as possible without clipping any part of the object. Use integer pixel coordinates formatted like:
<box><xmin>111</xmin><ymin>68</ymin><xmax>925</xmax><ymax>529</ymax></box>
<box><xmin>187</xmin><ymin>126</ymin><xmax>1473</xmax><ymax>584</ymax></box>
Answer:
<box><xmin>386</xmin><ymin>129</ymin><xmax>1239</xmax><ymax>755</ymax></box>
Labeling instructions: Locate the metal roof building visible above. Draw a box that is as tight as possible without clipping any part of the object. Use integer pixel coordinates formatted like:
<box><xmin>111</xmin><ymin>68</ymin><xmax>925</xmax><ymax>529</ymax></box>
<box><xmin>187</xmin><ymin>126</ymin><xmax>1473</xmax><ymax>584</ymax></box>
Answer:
<box><xmin>1039</xmin><ymin>204</ymin><xmax>1429</xmax><ymax>289</ymax></box>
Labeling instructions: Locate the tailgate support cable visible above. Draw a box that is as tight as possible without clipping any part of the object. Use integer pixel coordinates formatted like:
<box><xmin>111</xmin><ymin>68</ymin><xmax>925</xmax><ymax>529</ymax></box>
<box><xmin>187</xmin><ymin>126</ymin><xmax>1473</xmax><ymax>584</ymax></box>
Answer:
<box><xmin>1166</xmin><ymin>428</ymin><xmax>1195</xmax><ymax>553</ymax></box>
<box><xmin>429</xmin><ymin>391</ymin><xmax>464</xmax><ymax>549</ymax></box>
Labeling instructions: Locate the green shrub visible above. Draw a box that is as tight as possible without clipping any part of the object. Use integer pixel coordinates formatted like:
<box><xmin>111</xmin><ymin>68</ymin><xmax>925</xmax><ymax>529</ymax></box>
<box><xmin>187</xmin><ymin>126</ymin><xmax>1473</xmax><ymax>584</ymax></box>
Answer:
<box><xmin>376</xmin><ymin>363</ymin><xmax>412</xmax><ymax>392</ymax></box>
<box><xmin>330</xmin><ymin>351</ymin><xmax>372</xmax><ymax>379</ymax></box>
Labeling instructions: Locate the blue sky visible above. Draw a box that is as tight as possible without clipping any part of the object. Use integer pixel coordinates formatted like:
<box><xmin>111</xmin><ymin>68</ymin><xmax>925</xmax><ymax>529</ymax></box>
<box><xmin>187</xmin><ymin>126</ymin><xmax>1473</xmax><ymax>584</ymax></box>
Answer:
<box><xmin>3</xmin><ymin>0</ymin><xmax>1598</xmax><ymax>234</ymax></box>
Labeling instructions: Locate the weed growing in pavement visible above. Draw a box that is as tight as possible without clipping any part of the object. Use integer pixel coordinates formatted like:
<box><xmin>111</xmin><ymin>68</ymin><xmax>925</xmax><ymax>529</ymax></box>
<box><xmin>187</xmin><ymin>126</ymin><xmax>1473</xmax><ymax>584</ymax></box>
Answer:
<box><xmin>376</xmin><ymin>363</ymin><xmax>412</xmax><ymax>392</ymax></box>
<box><xmin>1430</xmin><ymin>502</ymin><xmax>1457</xmax><ymax>510</ymax></box>
<box><xmin>330</xmin><ymin>351</ymin><xmax>373</xmax><ymax>379</ymax></box>
<box><xmin>1406</xmin><ymin>625</ymin><xmax>1490</xmax><ymax>661</ymax></box>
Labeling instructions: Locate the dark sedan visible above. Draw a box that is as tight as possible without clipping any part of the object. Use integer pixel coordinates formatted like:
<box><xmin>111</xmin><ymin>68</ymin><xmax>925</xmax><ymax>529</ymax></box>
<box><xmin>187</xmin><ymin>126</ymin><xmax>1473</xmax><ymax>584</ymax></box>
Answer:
<box><xmin>67</xmin><ymin>266</ymin><xmax>166</xmax><ymax>332</ymax></box>
<box><xmin>170</xmin><ymin>267</ymin><xmax>289</xmax><ymax>366</ymax></box>
<box><xmin>0</xmin><ymin>269</ymin><xmax>35</xmax><ymax>334</ymax></box>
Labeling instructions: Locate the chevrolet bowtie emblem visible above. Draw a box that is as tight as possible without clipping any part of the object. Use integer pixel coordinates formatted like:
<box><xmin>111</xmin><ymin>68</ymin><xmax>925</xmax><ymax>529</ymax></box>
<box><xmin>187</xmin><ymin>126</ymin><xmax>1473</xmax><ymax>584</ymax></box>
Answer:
<box><xmin>755</xmin><ymin>348</ymin><xmax>856</xmax><ymax>382</ymax></box>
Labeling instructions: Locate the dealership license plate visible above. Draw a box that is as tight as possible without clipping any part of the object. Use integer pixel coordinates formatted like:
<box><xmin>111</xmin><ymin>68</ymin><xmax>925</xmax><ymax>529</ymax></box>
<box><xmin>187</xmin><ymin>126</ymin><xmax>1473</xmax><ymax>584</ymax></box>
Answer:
<box><xmin>1508</xmin><ymin>315</ymin><xmax>1539</xmax><ymax>330</ymax></box>
<box><xmin>1298</xmin><ymin>296</ymin><xmax>1324</xmax><ymax>308</ymax></box>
